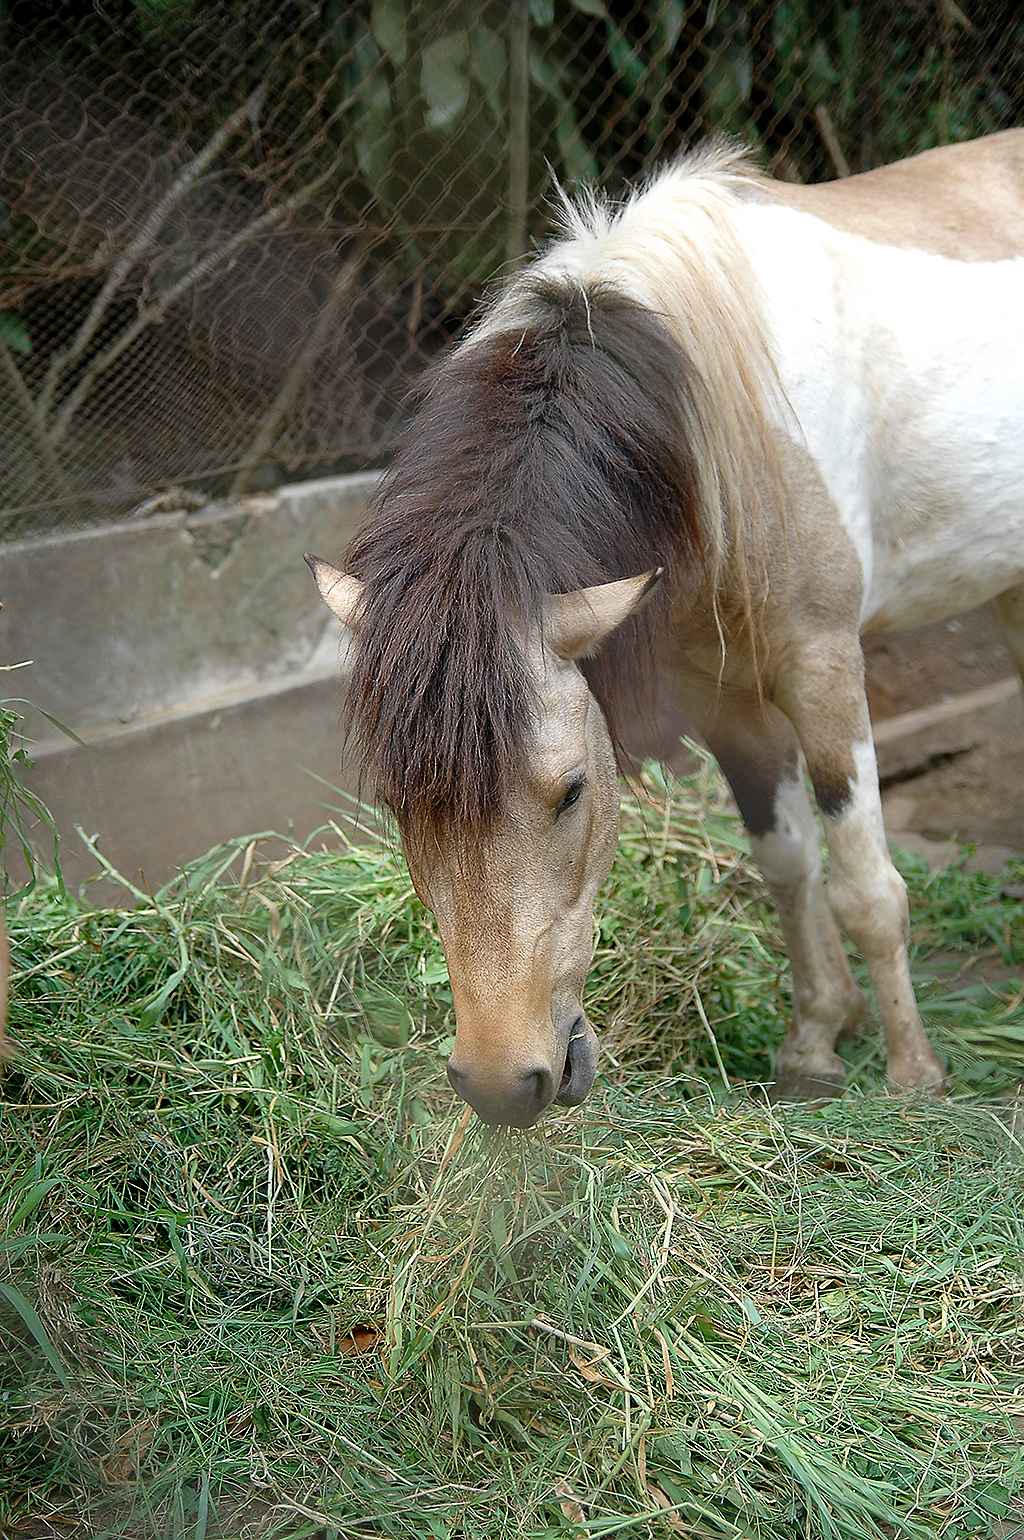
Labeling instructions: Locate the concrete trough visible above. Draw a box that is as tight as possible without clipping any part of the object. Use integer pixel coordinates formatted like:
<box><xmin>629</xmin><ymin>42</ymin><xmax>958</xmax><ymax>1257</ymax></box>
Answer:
<box><xmin>0</xmin><ymin>473</ymin><xmax>377</xmax><ymax>898</ymax></box>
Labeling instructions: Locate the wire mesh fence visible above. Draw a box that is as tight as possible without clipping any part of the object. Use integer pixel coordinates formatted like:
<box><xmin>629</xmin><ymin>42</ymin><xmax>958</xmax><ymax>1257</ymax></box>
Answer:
<box><xmin>1</xmin><ymin>0</ymin><xmax>1021</xmax><ymax>537</ymax></box>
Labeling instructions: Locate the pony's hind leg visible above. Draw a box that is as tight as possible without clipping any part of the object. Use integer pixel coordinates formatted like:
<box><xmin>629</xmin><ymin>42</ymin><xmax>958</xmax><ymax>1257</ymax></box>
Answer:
<box><xmin>692</xmin><ymin>690</ymin><xmax>868</xmax><ymax>1099</ymax></box>
<box><xmin>988</xmin><ymin>581</ymin><xmax>1024</xmax><ymax>690</ymax></box>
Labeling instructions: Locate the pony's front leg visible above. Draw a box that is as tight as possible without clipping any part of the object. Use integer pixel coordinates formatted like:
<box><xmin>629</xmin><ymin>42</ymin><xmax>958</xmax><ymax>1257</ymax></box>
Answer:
<box><xmin>780</xmin><ymin>657</ymin><xmax>946</xmax><ymax>1093</ymax></box>
<box><xmin>750</xmin><ymin>771</ymin><xmax>870</xmax><ymax>1098</ymax></box>
<box><xmin>691</xmin><ymin>690</ymin><xmax>868</xmax><ymax>1098</ymax></box>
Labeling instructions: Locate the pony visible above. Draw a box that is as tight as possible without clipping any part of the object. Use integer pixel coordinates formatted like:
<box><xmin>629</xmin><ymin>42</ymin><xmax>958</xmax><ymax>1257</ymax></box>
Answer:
<box><xmin>308</xmin><ymin>131</ymin><xmax>1024</xmax><ymax>1128</ymax></box>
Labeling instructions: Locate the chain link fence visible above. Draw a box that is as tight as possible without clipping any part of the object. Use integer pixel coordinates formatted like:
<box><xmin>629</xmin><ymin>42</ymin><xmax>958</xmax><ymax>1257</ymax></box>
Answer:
<box><xmin>1</xmin><ymin>0</ymin><xmax>1021</xmax><ymax>536</ymax></box>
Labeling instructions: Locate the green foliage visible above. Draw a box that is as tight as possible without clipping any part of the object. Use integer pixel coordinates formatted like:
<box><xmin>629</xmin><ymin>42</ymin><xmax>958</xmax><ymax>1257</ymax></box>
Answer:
<box><xmin>324</xmin><ymin>0</ymin><xmax>522</xmax><ymax>282</ymax></box>
<box><xmin>0</xmin><ymin>686</ymin><xmax>71</xmax><ymax>896</ymax></box>
<box><xmin>4</xmin><ymin>0</ymin><xmax>1023</xmax><ymax>436</ymax></box>
<box><xmin>764</xmin><ymin>0</ymin><xmax>1017</xmax><ymax>173</ymax></box>
<box><xmin>1</xmin><ymin>770</ymin><xmax>1023</xmax><ymax>1534</ymax></box>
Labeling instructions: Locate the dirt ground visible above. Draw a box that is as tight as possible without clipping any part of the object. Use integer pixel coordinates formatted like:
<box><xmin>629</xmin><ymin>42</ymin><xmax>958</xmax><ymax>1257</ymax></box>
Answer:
<box><xmin>864</xmin><ymin>606</ymin><xmax>1024</xmax><ymax>865</ymax></box>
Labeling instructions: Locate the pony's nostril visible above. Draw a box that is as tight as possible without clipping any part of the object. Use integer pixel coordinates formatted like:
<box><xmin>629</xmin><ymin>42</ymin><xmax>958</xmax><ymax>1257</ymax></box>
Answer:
<box><xmin>560</xmin><ymin>1051</ymin><xmax>573</xmax><ymax>1090</ymax></box>
<box><xmin>526</xmin><ymin>1065</ymin><xmax>555</xmax><ymax>1109</ymax></box>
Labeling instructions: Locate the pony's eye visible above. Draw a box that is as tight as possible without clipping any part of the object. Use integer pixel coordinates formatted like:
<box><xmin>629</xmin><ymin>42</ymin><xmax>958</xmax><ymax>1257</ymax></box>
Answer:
<box><xmin>556</xmin><ymin>776</ymin><xmax>586</xmax><ymax>817</ymax></box>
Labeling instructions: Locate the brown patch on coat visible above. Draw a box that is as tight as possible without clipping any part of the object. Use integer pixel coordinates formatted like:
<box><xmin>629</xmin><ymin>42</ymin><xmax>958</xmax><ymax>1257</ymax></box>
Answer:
<box><xmin>753</xmin><ymin>129</ymin><xmax>1024</xmax><ymax>262</ymax></box>
<box><xmin>766</xmin><ymin>443</ymin><xmax>868</xmax><ymax>746</ymax></box>
<box><xmin>701</xmin><ymin>697</ymin><xmax>801</xmax><ymax>837</ymax></box>
<box><xmin>808</xmin><ymin>762</ymin><xmax>855</xmax><ymax>820</ymax></box>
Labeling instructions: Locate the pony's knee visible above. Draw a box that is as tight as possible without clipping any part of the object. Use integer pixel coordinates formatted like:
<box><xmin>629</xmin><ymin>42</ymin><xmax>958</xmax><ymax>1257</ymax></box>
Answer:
<box><xmin>753</xmin><ymin>827</ymin><xmax>821</xmax><ymax>892</ymax></box>
<box><xmin>827</xmin><ymin>856</ymin><xmax>909</xmax><ymax>958</ymax></box>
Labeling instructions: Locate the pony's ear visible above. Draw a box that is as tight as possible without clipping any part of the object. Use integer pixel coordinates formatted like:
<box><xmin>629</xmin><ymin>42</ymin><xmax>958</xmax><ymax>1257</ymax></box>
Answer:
<box><xmin>305</xmin><ymin>554</ymin><xmax>364</xmax><ymax>632</ymax></box>
<box><xmin>544</xmin><ymin>569</ymin><xmax>663</xmax><ymax>661</ymax></box>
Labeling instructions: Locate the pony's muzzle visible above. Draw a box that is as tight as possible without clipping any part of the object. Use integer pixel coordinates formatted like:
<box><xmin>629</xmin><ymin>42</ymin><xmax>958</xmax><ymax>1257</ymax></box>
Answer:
<box><xmin>446</xmin><ymin>1013</ymin><xmax>599</xmax><ymax>1127</ymax></box>
<box><xmin>446</xmin><ymin>1058</ymin><xmax>554</xmax><ymax>1128</ymax></box>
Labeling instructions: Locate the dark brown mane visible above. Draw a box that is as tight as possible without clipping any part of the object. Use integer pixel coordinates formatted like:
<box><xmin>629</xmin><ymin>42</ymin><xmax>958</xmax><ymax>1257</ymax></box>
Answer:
<box><xmin>343</xmin><ymin>278</ymin><xmax>702</xmax><ymax>858</ymax></box>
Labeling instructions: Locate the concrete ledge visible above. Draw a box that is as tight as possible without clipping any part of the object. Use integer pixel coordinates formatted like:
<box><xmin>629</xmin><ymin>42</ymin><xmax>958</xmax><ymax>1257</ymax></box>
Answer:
<box><xmin>11</xmin><ymin>668</ymin><xmax>356</xmax><ymax>901</ymax></box>
<box><xmin>0</xmin><ymin>471</ymin><xmax>377</xmax><ymax>741</ymax></box>
<box><xmin>27</xmin><ymin>655</ymin><xmax>349</xmax><ymax>759</ymax></box>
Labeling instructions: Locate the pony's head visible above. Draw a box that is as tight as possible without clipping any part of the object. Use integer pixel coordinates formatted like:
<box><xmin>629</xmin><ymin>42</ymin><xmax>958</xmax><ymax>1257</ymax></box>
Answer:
<box><xmin>308</xmin><ymin>555</ymin><xmax>659</xmax><ymax>1125</ymax></box>
<box><xmin>305</xmin><ymin>264</ymin><xmax>726</xmax><ymax>1124</ymax></box>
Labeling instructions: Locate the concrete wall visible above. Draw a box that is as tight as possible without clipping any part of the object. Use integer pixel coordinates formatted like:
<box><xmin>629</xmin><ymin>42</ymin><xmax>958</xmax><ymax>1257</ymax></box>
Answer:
<box><xmin>1</xmin><ymin>473</ymin><xmax>378</xmax><ymax>897</ymax></box>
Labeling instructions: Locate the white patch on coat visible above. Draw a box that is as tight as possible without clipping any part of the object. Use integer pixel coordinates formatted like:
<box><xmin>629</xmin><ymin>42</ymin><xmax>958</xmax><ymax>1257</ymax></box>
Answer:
<box><xmin>750</xmin><ymin>774</ymin><xmax>822</xmax><ymax>889</ymax></box>
<box><xmin>735</xmin><ymin>202</ymin><xmax>1024</xmax><ymax>630</ymax></box>
<box><xmin>821</xmin><ymin>738</ymin><xmax>902</xmax><ymax>943</ymax></box>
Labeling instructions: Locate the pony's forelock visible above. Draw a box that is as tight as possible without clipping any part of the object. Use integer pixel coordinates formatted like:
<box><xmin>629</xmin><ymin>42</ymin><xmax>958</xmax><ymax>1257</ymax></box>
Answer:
<box><xmin>342</xmin><ymin>280</ymin><xmax>703</xmax><ymax>863</ymax></box>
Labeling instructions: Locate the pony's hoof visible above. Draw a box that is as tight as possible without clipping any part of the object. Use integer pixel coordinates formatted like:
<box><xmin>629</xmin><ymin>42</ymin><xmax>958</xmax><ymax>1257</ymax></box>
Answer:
<box><xmin>768</xmin><ymin>1070</ymin><xmax>846</xmax><ymax>1105</ymax></box>
<box><xmin>886</xmin><ymin>1072</ymin><xmax>946</xmax><ymax>1098</ymax></box>
<box><xmin>886</xmin><ymin>1047</ymin><xmax>947</xmax><ymax>1095</ymax></box>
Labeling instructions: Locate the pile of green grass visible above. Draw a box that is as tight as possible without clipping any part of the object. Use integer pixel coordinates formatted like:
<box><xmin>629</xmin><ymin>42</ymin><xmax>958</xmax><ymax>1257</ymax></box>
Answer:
<box><xmin>2</xmin><ymin>767</ymin><xmax>1023</xmax><ymax>1539</ymax></box>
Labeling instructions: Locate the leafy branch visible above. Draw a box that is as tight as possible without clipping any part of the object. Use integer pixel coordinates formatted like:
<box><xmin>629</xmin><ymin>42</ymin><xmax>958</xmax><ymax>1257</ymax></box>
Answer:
<box><xmin>0</xmin><ymin>671</ymin><xmax>79</xmax><ymax>897</ymax></box>
<box><xmin>230</xmin><ymin>242</ymin><xmax>368</xmax><ymax>497</ymax></box>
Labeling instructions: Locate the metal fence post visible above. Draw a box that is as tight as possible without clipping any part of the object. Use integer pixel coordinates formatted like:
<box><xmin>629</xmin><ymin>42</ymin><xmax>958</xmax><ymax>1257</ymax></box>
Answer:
<box><xmin>506</xmin><ymin>0</ymin><xmax>531</xmax><ymax>269</ymax></box>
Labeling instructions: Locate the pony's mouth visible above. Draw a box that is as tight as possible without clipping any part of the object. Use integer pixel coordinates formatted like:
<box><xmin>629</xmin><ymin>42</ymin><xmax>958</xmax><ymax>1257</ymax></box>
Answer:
<box><xmin>555</xmin><ymin>1014</ymin><xmax>597</xmax><ymax>1108</ymax></box>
